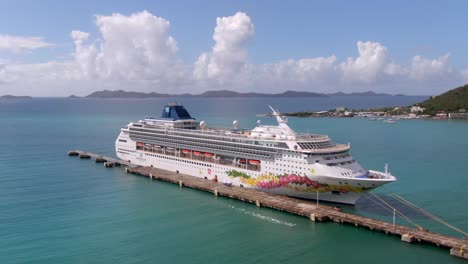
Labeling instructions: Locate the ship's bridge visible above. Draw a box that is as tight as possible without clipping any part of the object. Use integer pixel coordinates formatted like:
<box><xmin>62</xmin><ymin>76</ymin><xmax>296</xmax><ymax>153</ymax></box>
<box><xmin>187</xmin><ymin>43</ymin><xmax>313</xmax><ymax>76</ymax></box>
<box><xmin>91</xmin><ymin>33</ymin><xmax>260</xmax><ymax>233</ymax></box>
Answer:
<box><xmin>142</xmin><ymin>103</ymin><xmax>198</xmax><ymax>129</ymax></box>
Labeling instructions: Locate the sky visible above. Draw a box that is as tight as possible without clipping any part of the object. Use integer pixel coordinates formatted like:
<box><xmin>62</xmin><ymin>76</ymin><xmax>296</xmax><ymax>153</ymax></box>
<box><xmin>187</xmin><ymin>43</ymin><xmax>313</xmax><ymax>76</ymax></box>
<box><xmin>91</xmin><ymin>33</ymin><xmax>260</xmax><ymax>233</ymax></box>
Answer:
<box><xmin>0</xmin><ymin>0</ymin><xmax>467</xmax><ymax>96</ymax></box>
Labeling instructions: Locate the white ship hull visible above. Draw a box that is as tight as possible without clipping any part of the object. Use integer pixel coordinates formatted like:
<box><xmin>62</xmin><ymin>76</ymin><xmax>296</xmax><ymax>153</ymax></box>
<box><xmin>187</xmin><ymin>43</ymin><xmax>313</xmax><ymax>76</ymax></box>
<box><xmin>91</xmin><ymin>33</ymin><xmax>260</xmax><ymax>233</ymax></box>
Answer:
<box><xmin>117</xmin><ymin>143</ymin><xmax>390</xmax><ymax>205</ymax></box>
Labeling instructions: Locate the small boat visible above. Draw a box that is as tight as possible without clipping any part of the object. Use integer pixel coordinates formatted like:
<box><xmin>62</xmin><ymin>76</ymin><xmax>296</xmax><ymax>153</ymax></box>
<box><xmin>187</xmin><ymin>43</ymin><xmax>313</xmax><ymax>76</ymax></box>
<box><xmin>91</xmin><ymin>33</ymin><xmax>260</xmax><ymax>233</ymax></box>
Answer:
<box><xmin>204</xmin><ymin>153</ymin><xmax>214</xmax><ymax>157</ymax></box>
<box><xmin>239</xmin><ymin>159</ymin><xmax>246</xmax><ymax>164</ymax></box>
<box><xmin>153</xmin><ymin>144</ymin><xmax>162</xmax><ymax>149</ymax></box>
<box><xmin>384</xmin><ymin>119</ymin><xmax>396</xmax><ymax>124</ymax></box>
<box><xmin>166</xmin><ymin>147</ymin><xmax>175</xmax><ymax>152</ymax></box>
<box><xmin>249</xmin><ymin>159</ymin><xmax>261</xmax><ymax>165</ymax></box>
<box><xmin>182</xmin><ymin>149</ymin><xmax>191</xmax><ymax>154</ymax></box>
<box><xmin>193</xmin><ymin>151</ymin><xmax>202</xmax><ymax>156</ymax></box>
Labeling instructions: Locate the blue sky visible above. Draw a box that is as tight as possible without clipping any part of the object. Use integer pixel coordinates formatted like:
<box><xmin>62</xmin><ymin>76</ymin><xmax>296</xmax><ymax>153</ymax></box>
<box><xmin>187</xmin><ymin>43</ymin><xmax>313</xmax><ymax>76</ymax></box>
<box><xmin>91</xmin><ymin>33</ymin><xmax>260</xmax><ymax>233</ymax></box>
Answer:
<box><xmin>0</xmin><ymin>0</ymin><xmax>467</xmax><ymax>96</ymax></box>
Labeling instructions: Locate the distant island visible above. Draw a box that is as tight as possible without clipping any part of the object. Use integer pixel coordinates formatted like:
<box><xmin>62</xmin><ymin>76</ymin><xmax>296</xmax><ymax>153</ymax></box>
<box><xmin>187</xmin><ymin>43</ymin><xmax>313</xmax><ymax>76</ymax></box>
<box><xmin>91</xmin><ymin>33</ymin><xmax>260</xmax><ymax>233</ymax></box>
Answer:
<box><xmin>84</xmin><ymin>89</ymin><xmax>399</xmax><ymax>98</ymax></box>
<box><xmin>68</xmin><ymin>95</ymin><xmax>81</xmax><ymax>98</ymax></box>
<box><xmin>418</xmin><ymin>84</ymin><xmax>467</xmax><ymax>116</ymax></box>
<box><xmin>0</xmin><ymin>95</ymin><xmax>32</xmax><ymax>99</ymax></box>
<box><xmin>283</xmin><ymin>84</ymin><xmax>468</xmax><ymax>119</ymax></box>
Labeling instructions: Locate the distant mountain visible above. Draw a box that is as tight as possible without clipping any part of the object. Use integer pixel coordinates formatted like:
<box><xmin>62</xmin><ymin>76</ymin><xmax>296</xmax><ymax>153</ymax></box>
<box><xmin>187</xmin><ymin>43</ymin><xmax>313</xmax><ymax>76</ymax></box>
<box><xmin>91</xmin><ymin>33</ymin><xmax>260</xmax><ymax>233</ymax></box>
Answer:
<box><xmin>0</xmin><ymin>95</ymin><xmax>32</xmax><ymax>99</ymax></box>
<box><xmin>68</xmin><ymin>95</ymin><xmax>81</xmax><ymax>98</ymax></box>
<box><xmin>328</xmin><ymin>91</ymin><xmax>393</xmax><ymax>96</ymax></box>
<box><xmin>86</xmin><ymin>89</ymin><xmax>328</xmax><ymax>98</ymax></box>
<box><xmin>198</xmin><ymin>90</ymin><xmax>327</xmax><ymax>98</ymax></box>
<box><xmin>86</xmin><ymin>90</ymin><xmax>173</xmax><ymax>98</ymax></box>
<box><xmin>84</xmin><ymin>89</ymin><xmax>408</xmax><ymax>98</ymax></box>
<box><xmin>418</xmin><ymin>84</ymin><xmax>468</xmax><ymax>115</ymax></box>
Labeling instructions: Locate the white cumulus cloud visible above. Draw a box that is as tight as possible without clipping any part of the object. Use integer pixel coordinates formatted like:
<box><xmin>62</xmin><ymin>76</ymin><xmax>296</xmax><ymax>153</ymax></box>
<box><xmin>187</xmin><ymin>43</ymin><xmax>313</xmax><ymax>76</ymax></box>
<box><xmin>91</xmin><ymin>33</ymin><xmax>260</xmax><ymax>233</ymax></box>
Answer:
<box><xmin>0</xmin><ymin>34</ymin><xmax>54</xmax><ymax>52</ymax></box>
<box><xmin>0</xmin><ymin>10</ymin><xmax>466</xmax><ymax>96</ymax></box>
<box><xmin>194</xmin><ymin>12</ymin><xmax>255</xmax><ymax>83</ymax></box>
<box><xmin>69</xmin><ymin>10</ymin><xmax>185</xmax><ymax>85</ymax></box>
<box><xmin>340</xmin><ymin>41</ymin><xmax>388</xmax><ymax>83</ymax></box>
<box><xmin>410</xmin><ymin>53</ymin><xmax>451</xmax><ymax>80</ymax></box>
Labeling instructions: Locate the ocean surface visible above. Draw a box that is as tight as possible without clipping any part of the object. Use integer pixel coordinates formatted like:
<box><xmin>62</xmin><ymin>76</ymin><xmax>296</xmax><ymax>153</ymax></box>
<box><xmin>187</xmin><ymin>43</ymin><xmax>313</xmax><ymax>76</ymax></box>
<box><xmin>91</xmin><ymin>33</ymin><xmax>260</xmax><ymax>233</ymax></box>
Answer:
<box><xmin>1</xmin><ymin>96</ymin><xmax>467</xmax><ymax>264</ymax></box>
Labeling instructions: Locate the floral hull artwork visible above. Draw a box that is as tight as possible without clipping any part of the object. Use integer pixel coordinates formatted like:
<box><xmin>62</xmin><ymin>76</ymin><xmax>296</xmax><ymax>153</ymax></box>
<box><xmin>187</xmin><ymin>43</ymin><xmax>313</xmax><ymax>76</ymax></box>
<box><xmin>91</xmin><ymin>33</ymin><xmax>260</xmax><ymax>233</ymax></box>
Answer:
<box><xmin>226</xmin><ymin>170</ymin><xmax>371</xmax><ymax>194</ymax></box>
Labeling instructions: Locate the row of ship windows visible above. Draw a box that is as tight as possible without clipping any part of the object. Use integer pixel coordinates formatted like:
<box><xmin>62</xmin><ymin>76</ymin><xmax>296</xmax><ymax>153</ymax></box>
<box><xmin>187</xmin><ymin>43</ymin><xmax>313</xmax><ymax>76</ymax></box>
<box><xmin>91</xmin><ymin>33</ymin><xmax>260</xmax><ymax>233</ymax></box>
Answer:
<box><xmin>118</xmin><ymin>148</ymin><xmax>136</xmax><ymax>153</ymax></box>
<box><xmin>327</xmin><ymin>160</ymin><xmax>355</xmax><ymax>166</ymax></box>
<box><xmin>131</xmin><ymin>136</ymin><xmax>272</xmax><ymax>159</ymax></box>
<box><xmin>130</xmin><ymin>127</ymin><xmax>276</xmax><ymax>150</ymax></box>
<box><xmin>340</xmin><ymin>169</ymin><xmax>365</xmax><ymax>176</ymax></box>
<box><xmin>265</xmin><ymin>167</ymin><xmax>306</xmax><ymax>175</ymax></box>
<box><xmin>324</xmin><ymin>154</ymin><xmax>350</xmax><ymax>160</ymax></box>
<box><xmin>270</xmin><ymin>164</ymin><xmax>308</xmax><ymax>170</ymax></box>
<box><xmin>130</xmin><ymin>133</ymin><xmax>273</xmax><ymax>155</ymax></box>
<box><xmin>144</xmin><ymin>153</ymin><xmax>213</xmax><ymax>167</ymax></box>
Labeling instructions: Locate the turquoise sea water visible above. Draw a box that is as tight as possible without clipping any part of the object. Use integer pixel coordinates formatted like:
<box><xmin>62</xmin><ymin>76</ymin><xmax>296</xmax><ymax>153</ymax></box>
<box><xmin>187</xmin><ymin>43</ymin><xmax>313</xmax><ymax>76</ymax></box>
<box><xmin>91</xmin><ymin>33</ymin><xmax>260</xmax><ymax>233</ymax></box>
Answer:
<box><xmin>0</xmin><ymin>97</ymin><xmax>467</xmax><ymax>264</ymax></box>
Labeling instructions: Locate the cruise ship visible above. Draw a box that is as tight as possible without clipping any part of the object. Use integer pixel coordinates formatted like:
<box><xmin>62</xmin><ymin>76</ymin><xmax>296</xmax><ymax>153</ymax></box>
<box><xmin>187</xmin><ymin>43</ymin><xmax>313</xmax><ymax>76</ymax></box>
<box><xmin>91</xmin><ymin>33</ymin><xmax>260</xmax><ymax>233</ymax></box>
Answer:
<box><xmin>115</xmin><ymin>103</ymin><xmax>396</xmax><ymax>204</ymax></box>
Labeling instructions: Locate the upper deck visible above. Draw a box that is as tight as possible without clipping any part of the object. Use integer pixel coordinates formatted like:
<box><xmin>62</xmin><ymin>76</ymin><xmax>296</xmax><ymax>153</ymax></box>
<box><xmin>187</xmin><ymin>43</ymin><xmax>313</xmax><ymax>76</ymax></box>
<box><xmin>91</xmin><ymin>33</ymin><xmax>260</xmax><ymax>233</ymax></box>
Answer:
<box><xmin>122</xmin><ymin>104</ymin><xmax>350</xmax><ymax>154</ymax></box>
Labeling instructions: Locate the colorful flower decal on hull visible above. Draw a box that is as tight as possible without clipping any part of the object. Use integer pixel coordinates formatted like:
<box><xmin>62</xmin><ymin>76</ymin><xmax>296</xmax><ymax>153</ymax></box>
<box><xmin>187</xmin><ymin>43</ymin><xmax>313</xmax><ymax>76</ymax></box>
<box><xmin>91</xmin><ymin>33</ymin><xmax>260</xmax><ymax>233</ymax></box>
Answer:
<box><xmin>226</xmin><ymin>170</ymin><xmax>370</xmax><ymax>194</ymax></box>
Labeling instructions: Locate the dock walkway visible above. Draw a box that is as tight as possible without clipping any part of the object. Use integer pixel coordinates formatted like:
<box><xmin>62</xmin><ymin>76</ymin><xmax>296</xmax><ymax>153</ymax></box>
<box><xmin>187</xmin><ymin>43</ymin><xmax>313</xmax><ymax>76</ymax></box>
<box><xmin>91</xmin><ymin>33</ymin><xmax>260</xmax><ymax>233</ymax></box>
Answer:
<box><xmin>68</xmin><ymin>150</ymin><xmax>136</xmax><ymax>167</ymax></box>
<box><xmin>69</xmin><ymin>150</ymin><xmax>468</xmax><ymax>260</ymax></box>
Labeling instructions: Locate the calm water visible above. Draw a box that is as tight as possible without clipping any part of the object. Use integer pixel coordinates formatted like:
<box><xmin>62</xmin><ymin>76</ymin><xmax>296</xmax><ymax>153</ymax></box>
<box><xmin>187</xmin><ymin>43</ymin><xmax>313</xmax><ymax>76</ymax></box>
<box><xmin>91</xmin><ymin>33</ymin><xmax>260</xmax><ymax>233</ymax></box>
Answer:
<box><xmin>1</xmin><ymin>96</ymin><xmax>467</xmax><ymax>264</ymax></box>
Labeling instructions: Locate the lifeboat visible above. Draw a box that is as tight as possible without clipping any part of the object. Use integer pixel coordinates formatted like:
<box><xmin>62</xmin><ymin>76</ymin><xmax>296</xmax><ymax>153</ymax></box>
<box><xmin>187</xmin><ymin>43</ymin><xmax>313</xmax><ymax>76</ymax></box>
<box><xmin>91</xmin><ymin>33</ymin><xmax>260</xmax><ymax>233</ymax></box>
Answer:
<box><xmin>193</xmin><ymin>151</ymin><xmax>202</xmax><ymax>156</ymax></box>
<box><xmin>204</xmin><ymin>153</ymin><xmax>214</xmax><ymax>157</ymax></box>
<box><xmin>239</xmin><ymin>159</ymin><xmax>246</xmax><ymax>164</ymax></box>
<box><xmin>249</xmin><ymin>159</ymin><xmax>261</xmax><ymax>165</ymax></box>
<box><xmin>166</xmin><ymin>147</ymin><xmax>175</xmax><ymax>152</ymax></box>
<box><xmin>182</xmin><ymin>149</ymin><xmax>191</xmax><ymax>154</ymax></box>
<box><xmin>144</xmin><ymin>143</ymin><xmax>152</xmax><ymax>147</ymax></box>
<box><xmin>136</xmin><ymin>142</ymin><xmax>144</xmax><ymax>147</ymax></box>
<box><xmin>153</xmin><ymin>144</ymin><xmax>161</xmax><ymax>149</ymax></box>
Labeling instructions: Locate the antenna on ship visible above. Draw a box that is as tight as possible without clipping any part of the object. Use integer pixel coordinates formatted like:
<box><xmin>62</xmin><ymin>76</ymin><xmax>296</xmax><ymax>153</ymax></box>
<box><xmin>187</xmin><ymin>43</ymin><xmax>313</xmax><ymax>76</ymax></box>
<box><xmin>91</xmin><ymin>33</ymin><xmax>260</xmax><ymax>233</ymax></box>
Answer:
<box><xmin>384</xmin><ymin>163</ymin><xmax>389</xmax><ymax>174</ymax></box>
<box><xmin>233</xmin><ymin>120</ymin><xmax>239</xmax><ymax>130</ymax></box>
<box><xmin>200</xmin><ymin>121</ymin><xmax>207</xmax><ymax>131</ymax></box>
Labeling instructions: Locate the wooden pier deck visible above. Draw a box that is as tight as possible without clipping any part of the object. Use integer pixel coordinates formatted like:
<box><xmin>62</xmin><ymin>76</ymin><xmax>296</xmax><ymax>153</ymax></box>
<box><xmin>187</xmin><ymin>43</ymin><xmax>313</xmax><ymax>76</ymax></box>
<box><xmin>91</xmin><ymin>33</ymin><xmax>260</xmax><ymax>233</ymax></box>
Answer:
<box><xmin>69</xmin><ymin>150</ymin><xmax>468</xmax><ymax>260</ymax></box>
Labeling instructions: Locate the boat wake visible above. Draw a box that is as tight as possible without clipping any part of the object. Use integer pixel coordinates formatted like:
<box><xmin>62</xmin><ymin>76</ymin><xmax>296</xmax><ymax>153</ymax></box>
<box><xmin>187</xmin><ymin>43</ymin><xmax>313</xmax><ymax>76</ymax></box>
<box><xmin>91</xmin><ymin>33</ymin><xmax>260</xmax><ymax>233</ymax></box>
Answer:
<box><xmin>228</xmin><ymin>205</ymin><xmax>296</xmax><ymax>227</ymax></box>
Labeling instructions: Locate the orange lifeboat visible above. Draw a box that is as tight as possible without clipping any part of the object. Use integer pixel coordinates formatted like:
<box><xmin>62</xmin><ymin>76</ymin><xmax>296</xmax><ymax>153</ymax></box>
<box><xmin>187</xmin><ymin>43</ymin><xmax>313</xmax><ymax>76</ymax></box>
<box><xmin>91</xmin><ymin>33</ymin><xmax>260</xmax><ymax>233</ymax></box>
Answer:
<box><xmin>204</xmin><ymin>153</ymin><xmax>214</xmax><ymax>157</ymax></box>
<box><xmin>193</xmin><ymin>151</ymin><xmax>202</xmax><ymax>156</ymax></box>
<box><xmin>182</xmin><ymin>149</ymin><xmax>191</xmax><ymax>154</ymax></box>
<box><xmin>249</xmin><ymin>159</ymin><xmax>261</xmax><ymax>165</ymax></box>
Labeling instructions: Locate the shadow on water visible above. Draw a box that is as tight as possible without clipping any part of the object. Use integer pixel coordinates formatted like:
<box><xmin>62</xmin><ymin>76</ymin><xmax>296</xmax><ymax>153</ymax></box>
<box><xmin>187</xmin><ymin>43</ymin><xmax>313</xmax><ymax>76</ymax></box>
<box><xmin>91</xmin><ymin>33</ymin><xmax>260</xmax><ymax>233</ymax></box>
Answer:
<box><xmin>347</xmin><ymin>193</ymin><xmax>430</xmax><ymax>219</ymax></box>
<box><xmin>295</xmin><ymin>193</ymin><xmax>430</xmax><ymax>220</ymax></box>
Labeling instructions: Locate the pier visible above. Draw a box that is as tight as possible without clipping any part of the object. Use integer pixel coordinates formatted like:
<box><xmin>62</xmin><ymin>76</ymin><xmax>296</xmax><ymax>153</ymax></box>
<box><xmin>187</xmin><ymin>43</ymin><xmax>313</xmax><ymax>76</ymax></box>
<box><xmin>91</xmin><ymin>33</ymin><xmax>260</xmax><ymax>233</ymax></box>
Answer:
<box><xmin>69</xmin><ymin>150</ymin><xmax>468</xmax><ymax>260</ymax></box>
<box><xmin>68</xmin><ymin>150</ymin><xmax>136</xmax><ymax>167</ymax></box>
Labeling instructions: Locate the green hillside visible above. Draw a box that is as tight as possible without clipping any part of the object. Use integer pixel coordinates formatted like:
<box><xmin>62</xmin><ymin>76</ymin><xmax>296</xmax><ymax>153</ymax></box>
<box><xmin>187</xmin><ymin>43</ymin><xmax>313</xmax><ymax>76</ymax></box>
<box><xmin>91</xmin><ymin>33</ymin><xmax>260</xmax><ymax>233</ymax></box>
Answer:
<box><xmin>419</xmin><ymin>84</ymin><xmax>468</xmax><ymax>115</ymax></box>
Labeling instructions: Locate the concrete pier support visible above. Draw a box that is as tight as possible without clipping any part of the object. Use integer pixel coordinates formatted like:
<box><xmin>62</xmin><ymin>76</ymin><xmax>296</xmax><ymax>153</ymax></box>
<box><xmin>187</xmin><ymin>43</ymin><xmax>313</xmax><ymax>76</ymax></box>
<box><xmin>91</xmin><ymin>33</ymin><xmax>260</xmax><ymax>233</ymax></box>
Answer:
<box><xmin>179</xmin><ymin>181</ymin><xmax>183</xmax><ymax>187</ymax></box>
<box><xmin>450</xmin><ymin>248</ymin><xmax>468</xmax><ymax>260</ymax></box>
<box><xmin>310</xmin><ymin>214</ymin><xmax>316</xmax><ymax>222</ymax></box>
<box><xmin>149</xmin><ymin>173</ymin><xmax>153</xmax><ymax>179</ymax></box>
<box><xmin>255</xmin><ymin>200</ymin><xmax>261</xmax><ymax>207</ymax></box>
<box><xmin>401</xmin><ymin>234</ymin><xmax>415</xmax><ymax>243</ymax></box>
<box><xmin>125</xmin><ymin>168</ymin><xmax>128</xmax><ymax>173</ymax></box>
<box><xmin>214</xmin><ymin>189</ymin><xmax>218</xmax><ymax>196</ymax></box>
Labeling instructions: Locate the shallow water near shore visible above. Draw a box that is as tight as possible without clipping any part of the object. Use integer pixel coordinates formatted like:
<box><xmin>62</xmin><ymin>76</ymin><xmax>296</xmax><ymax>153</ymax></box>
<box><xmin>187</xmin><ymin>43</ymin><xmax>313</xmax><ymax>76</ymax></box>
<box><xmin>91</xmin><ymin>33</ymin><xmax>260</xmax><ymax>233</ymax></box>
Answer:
<box><xmin>0</xmin><ymin>96</ymin><xmax>467</xmax><ymax>264</ymax></box>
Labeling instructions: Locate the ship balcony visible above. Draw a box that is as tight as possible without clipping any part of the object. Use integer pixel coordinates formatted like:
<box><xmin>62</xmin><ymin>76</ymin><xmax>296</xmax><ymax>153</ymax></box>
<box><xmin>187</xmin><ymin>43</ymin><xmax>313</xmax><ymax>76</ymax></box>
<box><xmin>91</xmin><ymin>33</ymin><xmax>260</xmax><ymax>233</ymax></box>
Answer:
<box><xmin>140</xmin><ymin>146</ymin><xmax>262</xmax><ymax>172</ymax></box>
<box><xmin>302</xmin><ymin>144</ymin><xmax>351</xmax><ymax>154</ymax></box>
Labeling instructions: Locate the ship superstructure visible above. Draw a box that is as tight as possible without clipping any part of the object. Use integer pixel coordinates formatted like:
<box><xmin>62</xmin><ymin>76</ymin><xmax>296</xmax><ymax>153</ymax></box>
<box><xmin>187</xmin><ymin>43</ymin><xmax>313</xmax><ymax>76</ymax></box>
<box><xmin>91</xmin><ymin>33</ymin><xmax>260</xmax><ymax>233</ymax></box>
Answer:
<box><xmin>116</xmin><ymin>103</ymin><xmax>396</xmax><ymax>204</ymax></box>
